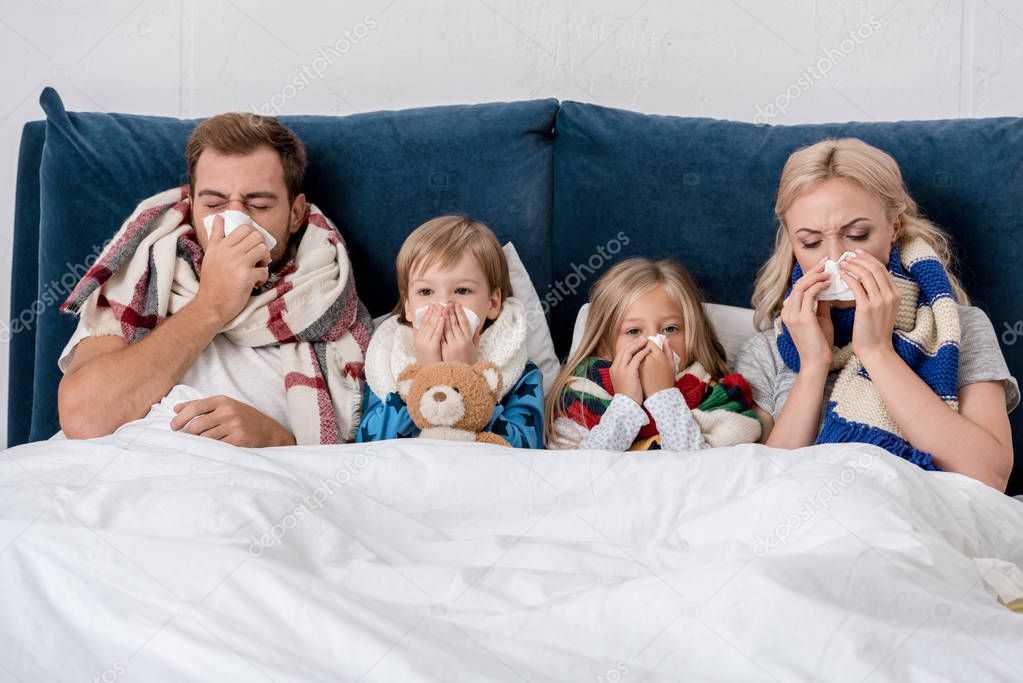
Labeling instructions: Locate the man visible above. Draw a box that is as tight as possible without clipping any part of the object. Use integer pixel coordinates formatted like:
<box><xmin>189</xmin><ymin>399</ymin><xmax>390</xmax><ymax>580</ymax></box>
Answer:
<box><xmin>58</xmin><ymin>113</ymin><xmax>371</xmax><ymax>446</ymax></box>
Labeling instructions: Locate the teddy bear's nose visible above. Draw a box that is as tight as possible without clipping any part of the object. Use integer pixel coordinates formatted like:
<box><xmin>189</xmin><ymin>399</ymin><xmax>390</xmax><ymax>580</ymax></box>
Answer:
<box><xmin>432</xmin><ymin>390</ymin><xmax>447</xmax><ymax>402</ymax></box>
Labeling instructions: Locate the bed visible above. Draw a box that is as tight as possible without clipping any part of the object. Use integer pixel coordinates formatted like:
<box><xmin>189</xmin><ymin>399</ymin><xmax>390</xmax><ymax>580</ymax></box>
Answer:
<box><xmin>5</xmin><ymin>89</ymin><xmax>1023</xmax><ymax>681</ymax></box>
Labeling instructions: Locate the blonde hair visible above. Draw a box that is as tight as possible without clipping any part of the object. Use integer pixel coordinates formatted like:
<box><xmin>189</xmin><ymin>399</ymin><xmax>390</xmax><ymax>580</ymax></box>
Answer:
<box><xmin>544</xmin><ymin>258</ymin><xmax>729</xmax><ymax>447</ymax></box>
<box><xmin>751</xmin><ymin>137</ymin><xmax>969</xmax><ymax>331</ymax></box>
<box><xmin>393</xmin><ymin>215</ymin><xmax>513</xmax><ymax>325</ymax></box>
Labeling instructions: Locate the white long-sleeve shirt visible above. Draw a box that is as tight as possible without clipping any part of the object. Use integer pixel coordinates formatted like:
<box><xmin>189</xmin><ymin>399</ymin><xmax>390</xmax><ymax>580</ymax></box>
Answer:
<box><xmin>553</xmin><ymin>387</ymin><xmax>709</xmax><ymax>452</ymax></box>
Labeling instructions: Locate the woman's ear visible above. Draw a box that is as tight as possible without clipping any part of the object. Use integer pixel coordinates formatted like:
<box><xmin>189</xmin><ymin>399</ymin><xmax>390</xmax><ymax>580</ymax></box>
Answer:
<box><xmin>290</xmin><ymin>193</ymin><xmax>307</xmax><ymax>234</ymax></box>
<box><xmin>892</xmin><ymin>214</ymin><xmax>902</xmax><ymax>242</ymax></box>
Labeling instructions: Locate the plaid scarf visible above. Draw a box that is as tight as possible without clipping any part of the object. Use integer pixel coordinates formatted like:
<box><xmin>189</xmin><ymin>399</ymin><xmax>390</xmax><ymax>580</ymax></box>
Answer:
<box><xmin>775</xmin><ymin>239</ymin><xmax>961</xmax><ymax>470</ymax></box>
<box><xmin>560</xmin><ymin>357</ymin><xmax>762</xmax><ymax>450</ymax></box>
<box><xmin>61</xmin><ymin>185</ymin><xmax>373</xmax><ymax>445</ymax></box>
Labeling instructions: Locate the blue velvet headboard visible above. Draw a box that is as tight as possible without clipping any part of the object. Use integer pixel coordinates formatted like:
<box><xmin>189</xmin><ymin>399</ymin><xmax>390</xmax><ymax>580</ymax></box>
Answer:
<box><xmin>10</xmin><ymin>88</ymin><xmax>1023</xmax><ymax>493</ymax></box>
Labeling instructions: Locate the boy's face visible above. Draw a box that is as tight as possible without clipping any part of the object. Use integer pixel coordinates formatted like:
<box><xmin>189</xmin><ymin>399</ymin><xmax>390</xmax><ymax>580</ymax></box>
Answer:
<box><xmin>404</xmin><ymin>253</ymin><xmax>501</xmax><ymax>326</ymax></box>
<box><xmin>191</xmin><ymin>144</ymin><xmax>306</xmax><ymax>265</ymax></box>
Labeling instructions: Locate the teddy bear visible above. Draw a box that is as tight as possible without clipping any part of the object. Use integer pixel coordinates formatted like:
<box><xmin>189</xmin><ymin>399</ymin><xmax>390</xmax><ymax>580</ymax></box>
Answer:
<box><xmin>396</xmin><ymin>360</ymin><xmax>511</xmax><ymax>447</ymax></box>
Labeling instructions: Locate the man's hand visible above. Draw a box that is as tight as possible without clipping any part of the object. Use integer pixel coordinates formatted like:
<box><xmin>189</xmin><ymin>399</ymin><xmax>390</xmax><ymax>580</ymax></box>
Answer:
<box><xmin>171</xmin><ymin>395</ymin><xmax>295</xmax><ymax>447</ymax></box>
<box><xmin>194</xmin><ymin>215</ymin><xmax>271</xmax><ymax>325</ymax></box>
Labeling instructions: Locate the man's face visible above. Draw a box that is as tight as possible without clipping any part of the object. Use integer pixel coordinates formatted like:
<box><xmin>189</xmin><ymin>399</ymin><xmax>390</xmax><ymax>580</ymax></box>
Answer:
<box><xmin>191</xmin><ymin>145</ymin><xmax>305</xmax><ymax>264</ymax></box>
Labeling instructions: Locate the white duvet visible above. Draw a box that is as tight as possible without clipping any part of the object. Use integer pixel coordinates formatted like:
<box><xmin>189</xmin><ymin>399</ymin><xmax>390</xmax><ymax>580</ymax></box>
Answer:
<box><xmin>1</xmin><ymin>401</ymin><xmax>1022</xmax><ymax>682</ymax></box>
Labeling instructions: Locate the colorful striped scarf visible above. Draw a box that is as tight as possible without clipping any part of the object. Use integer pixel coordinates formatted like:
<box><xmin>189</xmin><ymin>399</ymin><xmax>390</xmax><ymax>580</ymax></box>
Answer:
<box><xmin>560</xmin><ymin>357</ymin><xmax>762</xmax><ymax>450</ymax></box>
<box><xmin>774</xmin><ymin>238</ymin><xmax>961</xmax><ymax>470</ymax></box>
<box><xmin>61</xmin><ymin>185</ymin><xmax>373</xmax><ymax>445</ymax></box>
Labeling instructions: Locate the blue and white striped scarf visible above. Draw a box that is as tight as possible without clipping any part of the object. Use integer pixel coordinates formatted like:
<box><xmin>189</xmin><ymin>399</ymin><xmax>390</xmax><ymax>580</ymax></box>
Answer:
<box><xmin>775</xmin><ymin>238</ymin><xmax>961</xmax><ymax>470</ymax></box>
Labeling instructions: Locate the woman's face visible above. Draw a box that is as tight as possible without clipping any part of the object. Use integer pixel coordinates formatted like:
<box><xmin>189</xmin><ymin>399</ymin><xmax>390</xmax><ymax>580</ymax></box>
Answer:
<box><xmin>784</xmin><ymin>177</ymin><xmax>898</xmax><ymax>308</ymax></box>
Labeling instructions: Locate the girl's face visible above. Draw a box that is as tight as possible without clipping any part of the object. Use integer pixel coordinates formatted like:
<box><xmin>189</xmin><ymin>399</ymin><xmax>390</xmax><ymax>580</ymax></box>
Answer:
<box><xmin>403</xmin><ymin>252</ymin><xmax>501</xmax><ymax>326</ymax></box>
<box><xmin>607</xmin><ymin>284</ymin><xmax>687</xmax><ymax>363</ymax></box>
<box><xmin>784</xmin><ymin>177</ymin><xmax>899</xmax><ymax>309</ymax></box>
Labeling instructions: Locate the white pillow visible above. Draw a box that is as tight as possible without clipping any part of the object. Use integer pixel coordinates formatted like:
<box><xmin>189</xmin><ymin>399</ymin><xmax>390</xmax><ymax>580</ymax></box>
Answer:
<box><xmin>370</xmin><ymin>244</ymin><xmax>561</xmax><ymax>395</ymax></box>
<box><xmin>568</xmin><ymin>301</ymin><xmax>756</xmax><ymax>368</ymax></box>
<box><xmin>503</xmin><ymin>242</ymin><xmax>560</xmax><ymax>395</ymax></box>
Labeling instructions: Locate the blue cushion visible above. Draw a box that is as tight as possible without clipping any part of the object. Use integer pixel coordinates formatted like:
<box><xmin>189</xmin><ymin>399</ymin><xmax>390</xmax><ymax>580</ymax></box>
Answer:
<box><xmin>7</xmin><ymin>121</ymin><xmax>46</xmax><ymax>447</ymax></box>
<box><xmin>553</xmin><ymin>100</ymin><xmax>1023</xmax><ymax>491</ymax></box>
<box><xmin>23</xmin><ymin>87</ymin><xmax>557</xmax><ymax>442</ymax></box>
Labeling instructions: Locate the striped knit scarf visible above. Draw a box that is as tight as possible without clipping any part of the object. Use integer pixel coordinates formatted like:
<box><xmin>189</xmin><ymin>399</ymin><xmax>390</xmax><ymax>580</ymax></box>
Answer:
<box><xmin>774</xmin><ymin>238</ymin><xmax>961</xmax><ymax>470</ymax></box>
<box><xmin>560</xmin><ymin>357</ymin><xmax>762</xmax><ymax>450</ymax></box>
<box><xmin>61</xmin><ymin>185</ymin><xmax>374</xmax><ymax>445</ymax></box>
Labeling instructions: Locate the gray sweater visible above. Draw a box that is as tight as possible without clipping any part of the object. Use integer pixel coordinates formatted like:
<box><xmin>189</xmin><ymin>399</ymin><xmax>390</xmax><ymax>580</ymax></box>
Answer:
<box><xmin>735</xmin><ymin>305</ymin><xmax>1020</xmax><ymax>432</ymax></box>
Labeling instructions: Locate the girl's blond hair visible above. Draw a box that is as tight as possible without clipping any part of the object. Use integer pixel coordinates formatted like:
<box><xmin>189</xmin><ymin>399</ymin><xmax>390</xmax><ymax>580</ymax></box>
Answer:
<box><xmin>392</xmin><ymin>215</ymin><xmax>513</xmax><ymax>325</ymax></box>
<box><xmin>751</xmin><ymin>137</ymin><xmax>969</xmax><ymax>331</ymax></box>
<box><xmin>544</xmin><ymin>258</ymin><xmax>729</xmax><ymax>447</ymax></box>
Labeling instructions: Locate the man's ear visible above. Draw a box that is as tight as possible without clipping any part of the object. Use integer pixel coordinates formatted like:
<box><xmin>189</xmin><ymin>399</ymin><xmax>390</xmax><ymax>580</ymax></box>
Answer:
<box><xmin>397</xmin><ymin>363</ymin><xmax>421</xmax><ymax>400</ymax></box>
<box><xmin>473</xmin><ymin>360</ymin><xmax>502</xmax><ymax>396</ymax></box>
<box><xmin>289</xmin><ymin>193</ymin><xmax>307</xmax><ymax>234</ymax></box>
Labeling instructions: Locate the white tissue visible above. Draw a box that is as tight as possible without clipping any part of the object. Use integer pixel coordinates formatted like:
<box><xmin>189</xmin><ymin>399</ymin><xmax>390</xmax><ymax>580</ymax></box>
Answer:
<box><xmin>817</xmin><ymin>251</ymin><xmax>857</xmax><ymax>301</ymax></box>
<box><xmin>647</xmin><ymin>334</ymin><xmax>683</xmax><ymax>372</ymax></box>
<box><xmin>202</xmin><ymin>210</ymin><xmax>278</xmax><ymax>251</ymax></box>
<box><xmin>413</xmin><ymin>303</ymin><xmax>481</xmax><ymax>336</ymax></box>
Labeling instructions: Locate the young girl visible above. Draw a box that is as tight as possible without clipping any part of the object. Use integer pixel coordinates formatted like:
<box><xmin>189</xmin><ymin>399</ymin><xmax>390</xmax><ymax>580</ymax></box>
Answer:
<box><xmin>357</xmin><ymin>215</ymin><xmax>544</xmax><ymax>447</ymax></box>
<box><xmin>546</xmin><ymin>258</ymin><xmax>761</xmax><ymax>451</ymax></box>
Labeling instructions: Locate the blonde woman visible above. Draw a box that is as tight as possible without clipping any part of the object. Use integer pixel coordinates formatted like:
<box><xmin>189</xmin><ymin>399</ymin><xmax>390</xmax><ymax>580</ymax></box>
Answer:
<box><xmin>546</xmin><ymin>258</ymin><xmax>762</xmax><ymax>451</ymax></box>
<box><xmin>736</xmin><ymin>138</ymin><xmax>1018</xmax><ymax>490</ymax></box>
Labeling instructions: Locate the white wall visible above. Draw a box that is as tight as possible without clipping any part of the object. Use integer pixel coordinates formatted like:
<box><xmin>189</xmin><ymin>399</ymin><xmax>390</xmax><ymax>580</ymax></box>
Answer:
<box><xmin>1</xmin><ymin>0</ymin><xmax>1021</xmax><ymax>444</ymax></box>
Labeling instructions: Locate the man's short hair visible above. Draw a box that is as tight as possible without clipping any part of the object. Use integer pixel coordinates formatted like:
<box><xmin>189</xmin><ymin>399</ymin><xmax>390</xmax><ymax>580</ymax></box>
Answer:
<box><xmin>185</xmin><ymin>113</ymin><xmax>307</xmax><ymax>201</ymax></box>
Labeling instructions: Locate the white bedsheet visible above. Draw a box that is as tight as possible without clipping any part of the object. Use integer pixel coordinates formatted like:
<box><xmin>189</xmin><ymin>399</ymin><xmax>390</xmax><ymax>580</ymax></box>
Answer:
<box><xmin>1</xmin><ymin>408</ymin><xmax>1022</xmax><ymax>682</ymax></box>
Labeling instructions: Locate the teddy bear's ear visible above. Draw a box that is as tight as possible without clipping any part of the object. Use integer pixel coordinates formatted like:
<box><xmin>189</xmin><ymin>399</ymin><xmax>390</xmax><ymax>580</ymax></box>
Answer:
<box><xmin>396</xmin><ymin>363</ymin><xmax>421</xmax><ymax>400</ymax></box>
<box><xmin>472</xmin><ymin>360</ymin><xmax>503</xmax><ymax>396</ymax></box>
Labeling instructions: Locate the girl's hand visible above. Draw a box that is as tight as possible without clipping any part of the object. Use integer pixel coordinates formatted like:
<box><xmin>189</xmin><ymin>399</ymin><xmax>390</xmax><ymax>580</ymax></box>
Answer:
<box><xmin>639</xmin><ymin>338</ymin><xmax>676</xmax><ymax>398</ymax></box>
<box><xmin>441</xmin><ymin>303</ymin><xmax>480</xmax><ymax>365</ymax></box>
<box><xmin>780</xmin><ymin>260</ymin><xmax>835</xmax><ymax>372</ymax></box>
<box><xmin>412</xmin><ymin>304</ymin><xmax>445</xmax><ymax>365</ymax></box>
<box><xmin>840</xmin><ymin>250</ymin><xmax>899</xmax><ymax>362</ymax></box>
<box><xmin>610</xmin><ymin>336</ymin><xmax>652</xmax><ymax>405</ymax></box>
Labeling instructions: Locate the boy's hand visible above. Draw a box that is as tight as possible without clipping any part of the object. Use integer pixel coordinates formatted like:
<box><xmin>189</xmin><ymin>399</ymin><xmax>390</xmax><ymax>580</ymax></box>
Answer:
<box><xmin>171</xmin><ymin>395</ymin><xmax>295</xmax><ymax>447</ymax></box>
<box><xmin>441</xmin><ymin>303</ymin><xmax>480</xmax><ymax>365</ymax></box>
<box><xmin>639</xmin><ymin>339</ymin><xmax>676</xmax><ymax>398</ymax></box>
<box><xmin>609</xmin><ymin>336</ymin><xmax>651</xmax><ymax>405</ymax></box>
<box><xmin>412</xmin><ymin>304</ymin><xmax>445</xmax><ymax>364</ymax></box>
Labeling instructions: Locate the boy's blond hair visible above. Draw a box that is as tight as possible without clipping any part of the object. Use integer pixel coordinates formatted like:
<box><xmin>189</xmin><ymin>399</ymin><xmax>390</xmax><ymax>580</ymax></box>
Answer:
<box><xmin>392</xmin><ymin>215</ymin><xmax>513</xmax><ymax>325</ymax></box>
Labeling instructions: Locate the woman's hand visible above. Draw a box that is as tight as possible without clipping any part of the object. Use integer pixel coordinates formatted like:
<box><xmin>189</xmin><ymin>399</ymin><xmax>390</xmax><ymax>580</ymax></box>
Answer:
<box><xmin>412</xmin><ymin>304</ymin><xmax>445</xmax><ymax>365</ymax></box>
<box><xmin>840</xmin><ymin>249</ymin><xmax>899</xmax><ymax>363</ymax></box>
<box><xmin>780</xmin><ymin>260</ymin><xmax>835</xmax><ymax>372</ymax></box>
<box><xmin>441</xmin><ymin>303</ymin><xmax>480</xmax><ymax>365</ymax></box>
<box><xmin>609</xmin><ymin>336</ymin><xmax>652</xmax><ymax>405</ymax></box>
<box><xmin>639</xmin><ymin>339</ymin><xmax>677</xmax><ymax>398</ymax></box>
